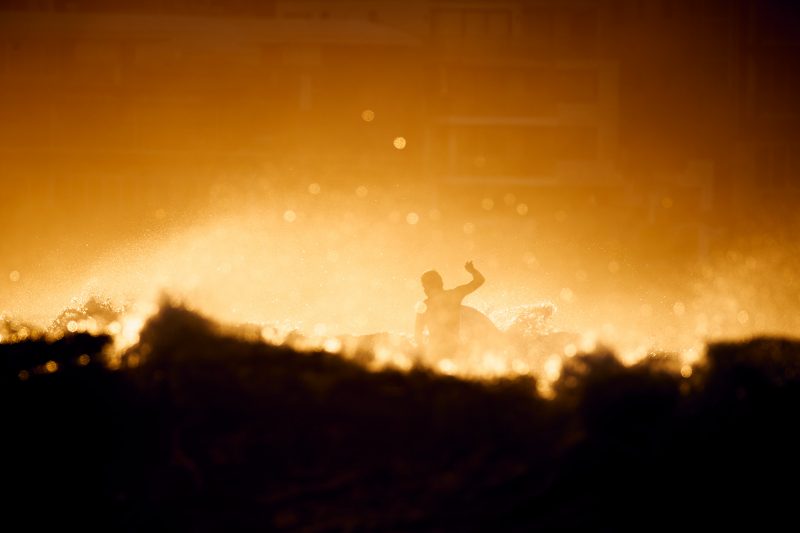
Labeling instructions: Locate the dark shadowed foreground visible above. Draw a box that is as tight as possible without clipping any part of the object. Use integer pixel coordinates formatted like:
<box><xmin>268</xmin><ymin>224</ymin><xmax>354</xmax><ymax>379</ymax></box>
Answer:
<box><xmin>3</xmin><ymin>305</ymin><xmax>800</xmax><ymax>531</ymax></box>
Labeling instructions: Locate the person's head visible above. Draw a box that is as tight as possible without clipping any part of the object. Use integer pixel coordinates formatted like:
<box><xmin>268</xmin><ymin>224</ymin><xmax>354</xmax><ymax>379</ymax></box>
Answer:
<box><xmin>421</xmin><ymin>270</ymin><xmax>443</xmax><ymax>296</ymax></box>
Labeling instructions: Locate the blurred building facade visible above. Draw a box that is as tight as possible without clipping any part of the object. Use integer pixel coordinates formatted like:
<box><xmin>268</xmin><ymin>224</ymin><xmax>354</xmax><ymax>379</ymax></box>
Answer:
<box><xmin>1</xmin><ymin>0</ymin><xmax>798</xmax><ymax>244</ymax></box>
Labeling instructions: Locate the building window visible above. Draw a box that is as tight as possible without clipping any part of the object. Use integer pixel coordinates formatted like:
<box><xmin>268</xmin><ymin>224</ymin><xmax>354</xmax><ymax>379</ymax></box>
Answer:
<box><xmin>73</xmin><ymin>41</ymin><xmax>119</xmax><ymax>64</ymax></box>
<box><xmin>443</xmin><ymin>66</ymin><xmax>556</xmax><ymax>117</ymax></box>
<box><xmin>134</xmin><ymin>42</ymin><xmax>182</xmax><ymax>67</ymax></box>
<box><xmin>557</xmin><ymin>127</ymin><xmax>597</xmax><ymax>160</ymax></box>
<box><xmin>521</xmin><ymin>7</ymin><xmax>554</xmax><ymax>52</ymax></box>
<box><xmin>555</xmin><ymin>69</ymin><xmax>599</xmax><ymax>104</ymax></box>
<box><xmin>757</xmin><ymin>145</ymin><xmax>800</xmax><ymax>191</ymax></box>
<box><xmin>755</xmin><ymin>55</ymin><xmax>800</xmax><ymax>117</ymax></box>
<box><xmin>433</xmin><ymin>9</ymin><xmax>462</xmax><ymax>37</ymax></box>
<box><xmin>452</xmin><ymin>125</ymin><xmax>558</xmax><ymax>176</ymax></box>
<box><xmin>562</xmin><ymin>9</ymin><xmax>598</xmax><ymax>57</ymax></box>
<box><xmin>432</xmin><ymin>9</ymin><xmax>512</xmax><ymax>40</ymax></box>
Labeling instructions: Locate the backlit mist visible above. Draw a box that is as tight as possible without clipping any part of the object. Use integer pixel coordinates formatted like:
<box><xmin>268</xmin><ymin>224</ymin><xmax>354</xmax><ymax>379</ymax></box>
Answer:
<box><xmin>2</xmin><ymin>0</ymin><xmax>799</xmax><ymax>375</ymax></box>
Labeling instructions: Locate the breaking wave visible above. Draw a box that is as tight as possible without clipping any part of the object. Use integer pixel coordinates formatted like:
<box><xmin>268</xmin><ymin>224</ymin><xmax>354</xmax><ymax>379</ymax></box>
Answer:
<box><xmin>3</xmin><ymin>294</ymin><xmax>591</xmax><ymax>388</ymax></box>
<box><xmin>3</xmin><ymin>294</ymin><xmax>800</xmax><ymax>530</ymax></box>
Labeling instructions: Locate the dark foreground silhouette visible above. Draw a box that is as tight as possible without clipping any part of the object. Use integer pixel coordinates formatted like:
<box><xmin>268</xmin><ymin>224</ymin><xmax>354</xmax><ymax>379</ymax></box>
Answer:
<box><xmin>3</xmin><ymin>304</ymin><xmax>800</xmax><ymax>531</ymax></box>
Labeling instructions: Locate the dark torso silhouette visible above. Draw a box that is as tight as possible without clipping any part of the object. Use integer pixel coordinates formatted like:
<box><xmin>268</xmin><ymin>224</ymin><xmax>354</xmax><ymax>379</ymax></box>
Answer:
<box><xmin>421</xmin><ymin>289</ymin><xmax>465</xmax><ymax>356</ymax></box>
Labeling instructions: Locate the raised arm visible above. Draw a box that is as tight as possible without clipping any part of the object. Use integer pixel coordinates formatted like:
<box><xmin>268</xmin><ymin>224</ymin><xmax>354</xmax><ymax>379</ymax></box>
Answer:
<box><xmin>452</xmin><ymin>260</ymin><xmax>485</xmax><ymax>299</ymax></box>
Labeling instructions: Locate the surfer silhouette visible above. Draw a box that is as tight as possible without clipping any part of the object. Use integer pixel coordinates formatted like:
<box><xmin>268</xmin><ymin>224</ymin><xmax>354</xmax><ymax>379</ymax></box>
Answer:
<box><xmin>415</xmin><ymin>260</ymin><xmax>487</xmax><ymax>357</ymax></box>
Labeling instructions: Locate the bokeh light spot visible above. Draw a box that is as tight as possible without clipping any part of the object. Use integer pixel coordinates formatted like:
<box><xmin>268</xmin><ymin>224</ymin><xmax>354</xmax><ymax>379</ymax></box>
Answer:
<box><xmin>361</xmin><ymin>109</ymin><xmax>375</xmax><ymax>122</ymax></box>
<box><xmin>308</xmin><ymin>183</ymin><xmax>321</xmax><ymax>195</ymax></box>
<box><xmin>406</xmin><ymin>212</ymin><xmax>420</xmax><ymax>225</ymax></box>
<box><xmin>737</xmin><ymin>310</ymin><xmax>750</xmax><ymax>324</ymax></box>
<box><xmin>481</xmin><ymin>198</ymin><xmax>494</xmax><ymax>210</ymax></box>
<box><xmin>544</xmin><ymin>356</ymin><xmax>562</xmax><ymax>381</ymax></box>
<box><xmin>9</xmin><ymin>270</ymin><xmax>20</xmax><ymax>283</ymax></box>
<box><xmin>393</xmin><ymin>136</ymin><xmax>407</xmax><ymax>150</ymax></box>
<box><xmin>323</xmin><ymin>337</ymin><xmax>342</xmax><ymax>353</ymax></box>
<box><xmin>511</xmin><ymin>359</ymin><xmax>530</xmax><ymax>374</ymax></box>
<box><xmin>523</xmin><ymin>252</ymin><xmax>538</xmax><ymax>267</ymax></box>
<box><xmin>283</xmin><ymin>210</ymin><xmax>297</xmax><ymax>223</ymax></box>
<box><xmin>516</xmin><ymin>203</ymin><xmax>529</xmax><ymax>215</ymax></box>
<box><xmin>355</xmin><ymin>185</ymin><xmax>368</xmax><ymax>198</ymax></box>
<box><xmin>438</xmin><ymin>359</ymin><xmax>457</xmax><ymax>375</ymax></box>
